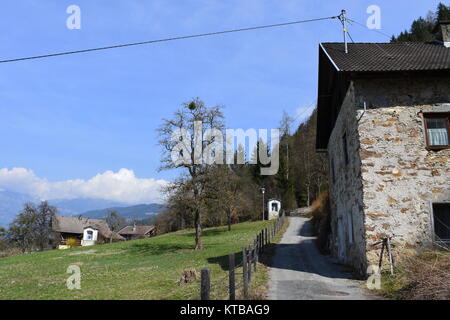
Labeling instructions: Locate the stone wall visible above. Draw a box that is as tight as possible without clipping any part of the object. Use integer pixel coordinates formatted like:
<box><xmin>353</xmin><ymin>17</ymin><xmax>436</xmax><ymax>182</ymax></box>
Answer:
<box><xmin>328</xmin><ymin>82</ymin><xmax>367</xmax><ymax>275</ymax></box>
<box><xmin>327</xmin><ymin>76</ymin><xmax>450</xmax><ymax>275</ymax></box>
<box><xmin>354</xmin><ymin>77</ymin><xmax>450</xmax><ymax>267</ymax></box>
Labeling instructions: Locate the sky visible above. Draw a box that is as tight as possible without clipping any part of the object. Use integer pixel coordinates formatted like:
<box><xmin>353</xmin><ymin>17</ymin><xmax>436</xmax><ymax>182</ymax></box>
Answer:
<box><xmin>0</xmin><ymin>0</ymin><xmax>445</xmax><ymax>203</ymax></box>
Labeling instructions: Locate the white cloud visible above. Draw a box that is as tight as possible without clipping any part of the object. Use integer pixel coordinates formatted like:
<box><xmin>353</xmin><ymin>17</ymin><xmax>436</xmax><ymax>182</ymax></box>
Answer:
<box><xmin>0</xmin><ymin>168</ymin><xmax>168</xmax><ymax>204</ymax></box>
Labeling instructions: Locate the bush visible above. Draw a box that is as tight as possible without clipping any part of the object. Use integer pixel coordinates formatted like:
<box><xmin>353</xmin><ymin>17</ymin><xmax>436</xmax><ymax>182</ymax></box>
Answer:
<box><xmin>0</xmin><ymin>247</ymin><xmax>22</xmax><ymax>258</ymax></box>
<box><xmin>309</xmin><ymin>191</ymin><xmax>331</xmax><ymax>254</ymax></box>
<box><xmin>380</xmin><ymin>250</ymin><xmax>450</xmax><ymax>300</ymax></box>
<box><xmin>66</xmin><ymin>238</ymin><xmax>79</xmax><ymax>248</ymax></box>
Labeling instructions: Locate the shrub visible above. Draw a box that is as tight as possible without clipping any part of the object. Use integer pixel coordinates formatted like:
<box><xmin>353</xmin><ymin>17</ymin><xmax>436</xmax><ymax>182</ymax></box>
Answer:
<box><xmin>380</xmin><ymin>250</ymin><xmax>450</xmax><ymax>300</ymax></box>
<box><xmin>309</xmin><ymin>191</ymin><xmax>331</xmax><ymax>254</ymax></box>
<box><xmin>0</xmin><ymin>247</ymin><xmax>22</xmax><ymax>258</ymax></box>
<box><xmin>66</xmin><ymin>238</ymin><xmax>79</xmax><ymax>248</ymax></box>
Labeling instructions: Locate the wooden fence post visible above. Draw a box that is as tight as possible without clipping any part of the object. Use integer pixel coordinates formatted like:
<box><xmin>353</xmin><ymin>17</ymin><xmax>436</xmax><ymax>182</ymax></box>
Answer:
<box><xmin>253</xmin><ymin>238</ymin><xmax>257</xmax><ymax>272</ymax></box>
<box><xmin>260</xmin><ymin>231</ymin><xmax>264</xmax><ymax>253</ymax></box>
<box><xmin>256</xmin><ymin>233</ymin><xmax>259</xmax><ymax>254</ymax></box>
<box><xmin>242</xmin><ymin>247</ymin><xmax>248</xmax><ymax>298</ymax></box>
<box><xmin>229</xmin><ymin>253</ymin><xmax>235</xmax><ymax>300</ymax></box>
<box><xmin>247</xmin><ymin>244</ymin><xmax>252</xmax><ymax>282</ymax></box>
<box><xmin>201</xmin><ymin>267</ymin><xmax>210</xmax><ymax>300</ymax></box>
<box><xmin>258</xmin><ymin>233</ymin><xmax>262</xmax><ymax>254</ymax></box>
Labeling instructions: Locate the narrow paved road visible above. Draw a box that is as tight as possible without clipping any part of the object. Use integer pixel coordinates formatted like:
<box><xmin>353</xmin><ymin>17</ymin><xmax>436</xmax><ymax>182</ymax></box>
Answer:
<box><xmin>268</xmin><ymin>216</ymin><xmax>373</xmax><ymax>300</ymax></box>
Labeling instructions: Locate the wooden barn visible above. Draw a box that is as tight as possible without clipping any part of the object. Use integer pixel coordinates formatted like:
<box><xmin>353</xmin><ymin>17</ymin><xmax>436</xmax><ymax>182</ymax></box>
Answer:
<box><xmin>118</xmin><ymin>225</ymin><xmax>156</xmax><ymax>241</ymax></box>
<box><xmin>52</xmin><ymin>216</ymin><xmax>124</xmax><ymax>249</ymax></box>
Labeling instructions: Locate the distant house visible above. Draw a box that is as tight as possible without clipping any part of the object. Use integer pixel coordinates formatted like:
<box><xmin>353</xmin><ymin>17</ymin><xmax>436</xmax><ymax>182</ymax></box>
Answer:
<box><xmin>118</xmin><ymin>224</ymin><xmax>156</xmax><ymax>241</ymax></box>
<box><xmin>52</xmin><ymin>216</ymin><xmax>125</xmax><ymax>249</ymax></box>
<box><xmin>316</xmin><ymin>21</ymin><xmax>450</xmax><ymax>275</ymax></box>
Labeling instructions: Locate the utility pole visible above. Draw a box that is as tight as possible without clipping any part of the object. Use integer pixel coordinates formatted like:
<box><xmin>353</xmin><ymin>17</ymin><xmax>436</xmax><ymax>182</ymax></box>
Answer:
<box><xmin>340</xmin><ymin>9</ymin><xmax>348</xmax><ymax>54</ymax></box>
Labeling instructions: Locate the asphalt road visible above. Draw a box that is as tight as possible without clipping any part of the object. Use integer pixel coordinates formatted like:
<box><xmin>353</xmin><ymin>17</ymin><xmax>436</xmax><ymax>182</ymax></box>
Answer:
<box><xmin>268</xmin><ymin>216</ymin><xmax>374</xmax><ymax>300</ymax></box>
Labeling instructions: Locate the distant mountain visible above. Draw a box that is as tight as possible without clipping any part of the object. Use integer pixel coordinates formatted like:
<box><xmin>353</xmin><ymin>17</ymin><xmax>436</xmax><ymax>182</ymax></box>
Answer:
<box><xmin>48</xmin><ymin>198</ymin><xmax>127</xmax><ymax>216</ymax></box>
<box><xmin>0</xmin><ymin>189</ymin><xmax>165</xmax><ymax>227</ymax></box>
<box><xmin>0</xmin><ymin>190</ymin><xmax>34</xmax><ymax>227</ymax></box>
<box><xmin>82</xmin><ymin>203</ymin><xmax>165</xmax><ymax>221</ymax></box>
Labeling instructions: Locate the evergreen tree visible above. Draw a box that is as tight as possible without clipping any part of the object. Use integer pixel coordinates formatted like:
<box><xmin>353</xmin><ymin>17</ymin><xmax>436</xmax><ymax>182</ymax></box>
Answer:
<box><xmin>391</xmin><ymin>3</ymin><xmax>449</xmax><ymax>42</ymax></box>
<box><xmin>437</xmin><ymin>2</ymin><xmax>450</xmax><ymax>21</ymax></box>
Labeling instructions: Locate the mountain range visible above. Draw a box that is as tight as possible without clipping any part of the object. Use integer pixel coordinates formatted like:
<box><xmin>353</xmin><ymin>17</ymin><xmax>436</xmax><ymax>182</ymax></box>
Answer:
<box><xmin>0</xmin><ymin>189</ymin><xmax>165</xmax><ymax>227</ymax></box>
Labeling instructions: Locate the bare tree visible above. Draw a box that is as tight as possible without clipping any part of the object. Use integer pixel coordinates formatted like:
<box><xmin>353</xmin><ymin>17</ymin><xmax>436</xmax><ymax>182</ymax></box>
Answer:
<box><xmin>0</xmin><ymin>227</ymin><xmax>7</xmax><ymax>251</ymax></box>
<box><xmin>157</xmin><ymin>98</ymin><xmax>224</xmax><ymax>250</ymax></box>
<box><xmin>105</xmin><ymin>211</ymin><xmax>125</xmax><ymax>243</ymax></box>
<box><xmin>279</xmin><ymin>111</ymin><xmax>294</xmax><ymax>180</ymax></box>
<box><xmin>205</xmin><ymin>165</ymin><xmax>244</xmax><ymax>231</ymax></box>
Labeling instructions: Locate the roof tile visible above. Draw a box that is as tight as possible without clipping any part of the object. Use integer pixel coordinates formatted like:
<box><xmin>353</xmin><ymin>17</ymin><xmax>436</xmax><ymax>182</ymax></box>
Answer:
<box><xmin>321</xmin><ymin>42</ymin><xmax>450</xmax><ymax>72</ymax></box>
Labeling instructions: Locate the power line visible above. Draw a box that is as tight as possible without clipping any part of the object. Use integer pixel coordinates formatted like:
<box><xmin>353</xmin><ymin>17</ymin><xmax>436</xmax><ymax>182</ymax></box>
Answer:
<box><xmin>347</xmin><ymin>30</ymin><xmax>356</xmax><ymax>43</ymax></box>
<box><xmin>0</xmin><ymin>15</ymin><xmax>338</xmax><ymax>64</ymax></box>
<box><xmin>346</xmin><ymin>18</ymin><xmax>392</xmax><ymax>40</ymax></box>
<box><xmin>293</xmin><ymin>102</ymin><xmax>315</xmax><ymax>123</ymax></box>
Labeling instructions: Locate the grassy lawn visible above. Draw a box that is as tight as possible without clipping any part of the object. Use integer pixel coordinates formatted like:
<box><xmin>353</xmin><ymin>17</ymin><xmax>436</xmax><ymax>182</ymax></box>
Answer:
<box><xmin>0</xmin><ymin>220</ymin><xmax>279</xmax><ymax>300</ymax></box>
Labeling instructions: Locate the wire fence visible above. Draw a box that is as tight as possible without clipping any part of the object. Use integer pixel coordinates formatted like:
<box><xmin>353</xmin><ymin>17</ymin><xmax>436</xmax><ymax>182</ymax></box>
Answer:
<box><xmin>200</xmin><ymin>214</ymin><xmax>287</xmax><ymax>300</ymax></box>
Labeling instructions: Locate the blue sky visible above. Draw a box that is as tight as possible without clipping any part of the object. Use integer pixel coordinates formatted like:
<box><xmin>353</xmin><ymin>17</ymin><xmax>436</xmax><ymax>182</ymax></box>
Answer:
<box><xmin>0</xmin><ymin>0</ymin><xmax>445</xmax><ymax>202</ymax></box>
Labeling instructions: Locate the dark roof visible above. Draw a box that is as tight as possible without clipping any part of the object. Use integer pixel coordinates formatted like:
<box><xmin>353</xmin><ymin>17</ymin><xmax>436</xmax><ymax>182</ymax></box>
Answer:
<box><xmin>118</xmin><ymin>225</ymin><xmax>155</xmax><ymax>236</ymax></box>
<box><xmin>52</xmin><ymin>216</ymin><xmax>125</xmax><ymax>240</ymax></box>
<box><xmin>316</xmin><ymin>42</ymin><xmax>450</xmax><ymax>151</ymax></box>
<box><xmin>321</xmin><ymin>42</ymin><xmax>450</xmax><ymax>73</ymax></box>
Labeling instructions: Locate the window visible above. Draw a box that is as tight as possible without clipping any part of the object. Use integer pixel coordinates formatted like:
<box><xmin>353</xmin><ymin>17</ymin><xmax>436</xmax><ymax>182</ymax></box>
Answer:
<box><xmin>423</xmin><ymin>113</ymin><xmax>450</xmax><ymax>150</ymax></box>
<box><xmin>433</xmin><ymin>203</ymin><xmax>450</xmax><ymax>242</ymax></box>
<box><xmin>271</xmin><ymin>202</ymin><xmax>278</xmax><ymax>212</ymax></box>
<box><xmin>342</xmin><ymin>133</ymin><xmax>349</xmax><ymax>165</ymax></box>
<box><xmin>86</xmin><ymin>230</ymin><xmax>93</xmax><ymax>241</ymax></box>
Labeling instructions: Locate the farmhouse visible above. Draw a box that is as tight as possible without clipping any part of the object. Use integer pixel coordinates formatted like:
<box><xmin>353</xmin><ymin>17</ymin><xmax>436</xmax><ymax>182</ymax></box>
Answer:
<box><xmin>118</xmin><ymin>224</ymin><xmax>156</xmax><ymax>241</ymax></box>
<box><xmin>52</xmin><ymin>216</ymin><xmax>125</xmax><ymax>249</ymax></box>
<box><xmin>316</xmin><ymin>22</ymin><xmax>450</xmax><ymax>275</ymax></box>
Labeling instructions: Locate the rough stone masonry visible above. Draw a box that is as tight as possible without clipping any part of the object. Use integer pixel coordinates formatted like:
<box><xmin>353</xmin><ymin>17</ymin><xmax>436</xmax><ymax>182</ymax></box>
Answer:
<box><xmin>327</xmin><ymin>76</ymin><xmax>450</xmax><ymax>275</ymax></box>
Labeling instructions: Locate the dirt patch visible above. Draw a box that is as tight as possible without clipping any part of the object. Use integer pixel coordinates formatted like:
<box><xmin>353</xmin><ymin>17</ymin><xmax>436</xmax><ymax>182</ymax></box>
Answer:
<box><xmin>69</xmin><ymin>250</ymin><xmax>96</xmax><ymax>256</ymax></box>
<box><xmin>95</xmin><ymin>250</ymin><xmax>124</xmax><ymax>256</ymax></box>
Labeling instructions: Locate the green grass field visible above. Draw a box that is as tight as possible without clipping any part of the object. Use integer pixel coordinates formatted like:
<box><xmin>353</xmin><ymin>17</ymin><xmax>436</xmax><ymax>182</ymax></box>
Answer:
<box><xmin>0</xmin><ymin>220</ymin><xmax>275</xmax><ymax>300</ymax></box>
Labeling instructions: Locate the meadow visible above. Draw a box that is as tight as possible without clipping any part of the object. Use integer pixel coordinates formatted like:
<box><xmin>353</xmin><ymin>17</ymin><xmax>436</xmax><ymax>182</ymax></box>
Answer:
<box><xmin>0</xmin><ymin>220</ymin><xmax>275</xmax><ymax>300</ymax></box>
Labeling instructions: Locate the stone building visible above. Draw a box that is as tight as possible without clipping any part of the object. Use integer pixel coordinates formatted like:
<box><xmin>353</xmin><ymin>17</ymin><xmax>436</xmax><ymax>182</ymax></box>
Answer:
<box><xmin>316</xmin><ymin>25</ymin><xmax>450</xmax><ymax>275</ymax></box>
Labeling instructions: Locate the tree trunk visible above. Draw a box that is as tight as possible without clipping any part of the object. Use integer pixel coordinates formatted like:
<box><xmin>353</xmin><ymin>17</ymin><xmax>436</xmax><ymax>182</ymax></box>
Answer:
<box><xmin>194</xmin><ymin>209</ymin><xmax>203</xmax><ymax>250</ymax></box>
<box><xmin>228</xmin><ymin>208</ymin><xmax>232</xmax><ymax>232</ymax></box>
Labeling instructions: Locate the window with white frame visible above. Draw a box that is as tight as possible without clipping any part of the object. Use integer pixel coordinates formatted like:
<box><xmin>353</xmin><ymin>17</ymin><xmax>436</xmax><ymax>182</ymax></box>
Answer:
<box><xmin>423</xmin><ymin>113</ymin><xmax>450</xmax><ymax>150</ymax></box>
